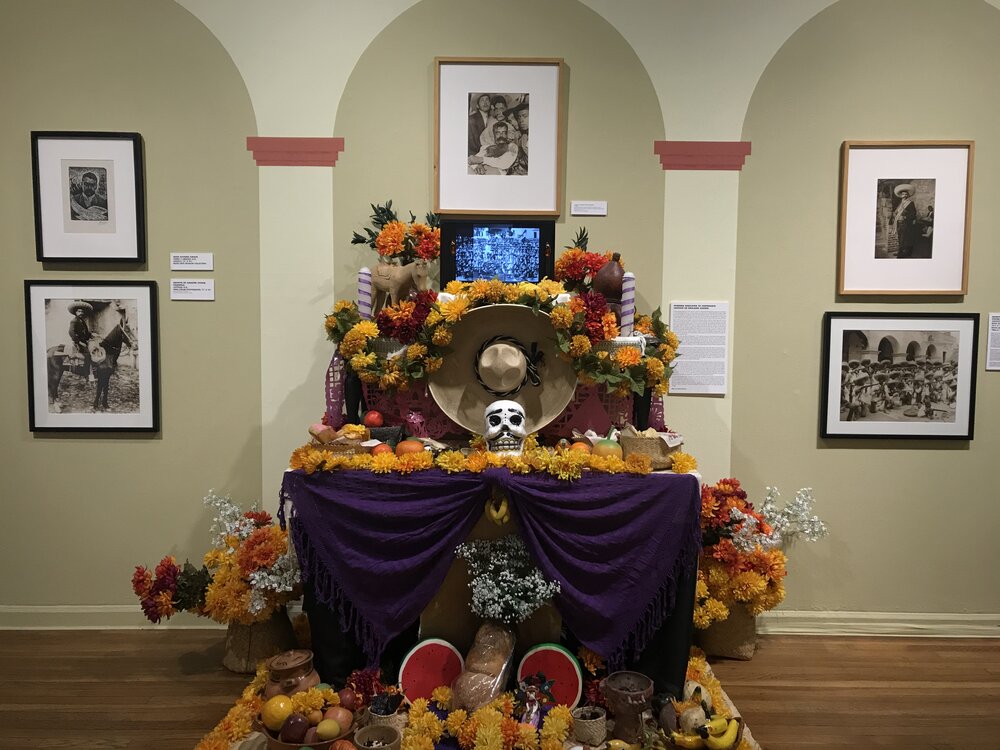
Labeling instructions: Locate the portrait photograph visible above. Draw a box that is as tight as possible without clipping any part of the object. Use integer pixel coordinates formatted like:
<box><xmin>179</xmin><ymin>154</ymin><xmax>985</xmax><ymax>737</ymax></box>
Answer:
<box><xmin>436</xmin><ymin>58</ymin><xmax>563</xmax><ymax>215</ymax></box>
<box><xmin>821</xmin><ymin>312</ymin><xmax>979</xmax><ymax>439</ymax></box>
<box><xmin>25</xmin><ymin>280</ymin><xmax>159</xmax><ymax>432</ymax></box>
<box><xmin>31</xmin><ymin>131</ymin><xmax>146</xmax><ymax>262</ymax></box>
<box><xmin>838</xmin><ymin>141</ymin><xmax>973</xmax><ymax>294</ymax></box>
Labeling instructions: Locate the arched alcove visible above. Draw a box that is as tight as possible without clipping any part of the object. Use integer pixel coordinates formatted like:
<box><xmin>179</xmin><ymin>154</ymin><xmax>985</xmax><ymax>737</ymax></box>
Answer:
<box><xmin>332</xmin><ymin>0</ymin><xmax>664</xmax><ymax>310</ymax></box>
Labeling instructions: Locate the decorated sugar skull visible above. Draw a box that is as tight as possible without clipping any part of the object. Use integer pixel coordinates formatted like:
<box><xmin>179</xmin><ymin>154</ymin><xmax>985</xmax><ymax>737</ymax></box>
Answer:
<box><xmin>483</xmin><ymin>400</ymin><xmax>527</xmax><ymax>454</ymax></box>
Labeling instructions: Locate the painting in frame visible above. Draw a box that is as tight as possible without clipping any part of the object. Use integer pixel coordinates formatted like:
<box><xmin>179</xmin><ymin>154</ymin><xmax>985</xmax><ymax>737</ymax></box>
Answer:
<box><xmin>31</xmin><ymin>131</ymin><xmax>146</xmax><ymax>263</ymax></box>
<box><xmin>25</xmin><ymin>280</ymin><xmax>159</xmax><ymax>432</ymax></box>
<box><xmin>820</xmin><ymin>312</ymin><xmax>979</xmax><ymax>440</ymax></box>
<box><xmin>837</xmin><ymin>141</ymin><xmax>973</xmax><ymax>295</ymax></box>
<box><xmin>435</xmin><ymin>57</ymin><xmax>563</xmax><ymax>216</ymax></box>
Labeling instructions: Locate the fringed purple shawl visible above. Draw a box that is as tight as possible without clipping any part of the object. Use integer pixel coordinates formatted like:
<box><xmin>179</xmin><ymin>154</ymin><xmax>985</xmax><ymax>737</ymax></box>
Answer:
<box><xmin>280</xmin><ymin>467</ymin><xmax>700</xmax><ymax>668</ymax></box>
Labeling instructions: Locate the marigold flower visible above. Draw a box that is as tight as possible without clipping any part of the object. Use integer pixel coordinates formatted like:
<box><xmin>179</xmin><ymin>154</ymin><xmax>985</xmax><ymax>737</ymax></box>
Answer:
<box><xmin>659</xmin><ymin>343</ymin><xmax>677</xmax><ymax>362</ymax></box>
<box><xmin>425</xmin><ymin>357</ymin><xmax>443</xmax><ymax>373</ymax></box>
<box><xmin>671</xmin><ymin>451</ymin><xmax>698</xmax><ymax>474</ymax></box>
<box><xmin>407</xmin><ymin>343</ymin><xmax>428</xmax><ymax>360</ymax></box>
<box><xmin>515</xmin><ymin>724</ymin><xmax>539</xmax><ymax>750</ymax></box>
<box><xmin>432</xmin><ymin>326</ymin><xmax>453</xmax><ymax>346</ymax></box>
<box><xmin>350</xmin><ymin>352</ymin><xmax>377</xmax><ymax>371</ymax></box>
<box><xmin>444</xmin><ymin>280</ymin><xmax>467</xmax><ymax>295</ymax></box>
<box><xmin>635</xmin><ymin>315</ymin><xmax>653</xmax><ymax>334</ymax></box>
<box><xmin>445</xmin><ymin>709</ymin><xmax>468</xmax><ymax>736</ymax></box>
<box><xmin>431</xmin><ymin>685</ymin><xmax>452</xmax><ymax>709</ymax></box>
<box><xmin>334</xmin><ymin>299</ymin><xmax>356</xmax><ymax>313</ymax></box>
<box><xmin>665</xmin><ymin>330</ymin><xmax>680</xmax><ymax>349</ymax></box>
<box><xmin>601</xmin><ymin>311</ymin><xmax>620</xmax><ymax>340</ymax></box>
<box><xmin>549</xmin><ymin>306</ymin><xmax>573</xmax><ymax>329</ymax></box>
<box><xmin>375</xmin><ymin>220</ymin><xmax>407</xmax><ymax>256</ymax></box>
<box><xmin>613</xmin><ymin>346</ymin><xmax>642</xmax><ymax>368</ymax></box>
<box><xmin>568</xmin><ymin>335</ymin><xmax>592</xmax><ymax>357</ymax></box>
<box><xmin>131</xmin><ymin>566</ymin><xmax>153</xmax><ymax>597</ymax></box>
<box><xmin>440</xmin><ymin>296</ymin><xmax>472</xmax><ymax>323</ymax></box>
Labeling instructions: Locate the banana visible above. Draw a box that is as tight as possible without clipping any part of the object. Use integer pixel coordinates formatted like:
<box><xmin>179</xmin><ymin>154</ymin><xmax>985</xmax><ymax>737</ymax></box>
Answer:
<box><xmin>606</xmin><ymin>741</ymin><xmax>640</xmax><ymax>750</ymax></box>
<box><xmin>703</xmin><ymin>717</ymin><xmax>729</xmax><ymax>737</ymax></box>
<box><xmin>704</xmin><ymin>719</ymin><xmax>739</xmax><ymax>750</ymax></box>
<box><xmin>669</xmin><ymin>732</ymin><xmax>704</xmax><ymax>749</ymax></box>
<box><xmin>485</xmin><ymin>494</ymin><xmax>510</xmax><ymax>525</ymax></box>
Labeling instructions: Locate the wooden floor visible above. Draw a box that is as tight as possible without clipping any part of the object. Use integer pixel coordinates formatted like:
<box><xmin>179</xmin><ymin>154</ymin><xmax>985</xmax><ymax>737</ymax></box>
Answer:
<box><xmin>1</xmin><ymin>631</ymin><xmax>998</xmax><ymax>749</ymax></box>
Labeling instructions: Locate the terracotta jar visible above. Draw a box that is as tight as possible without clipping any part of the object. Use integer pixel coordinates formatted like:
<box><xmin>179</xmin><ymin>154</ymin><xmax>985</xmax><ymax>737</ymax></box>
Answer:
<box><xmin>592</xmin><ymin>252</ymin><xmax>625</xmax><ymax>321</ymax></box>
<box><xmin>262</xmin><ymin>649</ymin><xmax>321</xmax><ymax>700</ymax></box>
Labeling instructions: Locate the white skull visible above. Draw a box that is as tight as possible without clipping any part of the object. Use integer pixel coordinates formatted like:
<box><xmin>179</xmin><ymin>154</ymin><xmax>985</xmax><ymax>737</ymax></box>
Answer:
<box><xmin>483</xmin><ymin>400</ymin><xmax>528</xmax><ymax>454</ymax></box>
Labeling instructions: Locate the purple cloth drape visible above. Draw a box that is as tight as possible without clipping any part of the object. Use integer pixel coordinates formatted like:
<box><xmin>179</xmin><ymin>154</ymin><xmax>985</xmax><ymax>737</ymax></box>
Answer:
<box><xmin>280</xmin><ymin>467</ymin><xmax>701</xmax><ymax>667</ymax></box>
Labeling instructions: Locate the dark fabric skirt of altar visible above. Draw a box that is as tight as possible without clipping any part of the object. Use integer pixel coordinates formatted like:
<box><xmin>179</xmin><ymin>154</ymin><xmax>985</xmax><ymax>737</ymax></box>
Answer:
<box><xmin>303</xmin><ymin>568</ymin><xmax>696</xmax><ymax>699</ymax></box>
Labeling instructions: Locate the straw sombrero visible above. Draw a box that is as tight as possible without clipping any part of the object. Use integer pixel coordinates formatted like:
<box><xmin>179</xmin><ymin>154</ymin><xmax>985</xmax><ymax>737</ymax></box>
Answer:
<box><xmin>68</xmin><ymin>300</ymin><xmax>93</xmax><ymax>315</ymax></box>
<box><xmin>428</xmin><ymin>305</ymin><xmax>577</xmax><ymax>435</ymax></box>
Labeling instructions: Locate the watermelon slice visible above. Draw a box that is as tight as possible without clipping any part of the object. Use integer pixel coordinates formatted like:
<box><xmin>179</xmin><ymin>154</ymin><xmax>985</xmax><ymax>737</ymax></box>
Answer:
<box><xmin>399</xmin><ymin>638</ymin><xmax>464</xmax><ymax>701</ymax></box>
<box><xmin>517</xmin><ymin>643</ymin><xmax>583</xmax><ymax>709</ymax></box>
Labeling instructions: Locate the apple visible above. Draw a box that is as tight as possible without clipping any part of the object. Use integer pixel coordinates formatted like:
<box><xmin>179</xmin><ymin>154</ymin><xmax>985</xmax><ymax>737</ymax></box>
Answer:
<box><xmin>338</xmin><ymin>687</ymin><xmax>357</xmax><ymax>711</ymax></box>
<box><xmin>324</xmin><ymin>705</ymin><xmax>353</xmax><ymax>732</ymax></box>
<box><xmin>307</xmin><ymin>709</ymin><xmax>324</xmax><ymax>725</ymax></box>
<box><xmin>279</xmin><ymin>713</ymin><xmax>310</xmax><ymax>744</ymax></box>
<box><xmin>316</xmin><ymin>718</ymin><xmax>342</xmax><ymax>741</ymax></box>
<box><xmin>363</xmin><ymin>410</ymin><xmax>384</xmax><ymax>428</ymax></box>
<box><xmin>304</xmin><ymin>727</ymin><xmax>320</xmax><ymax>744</ymax></box>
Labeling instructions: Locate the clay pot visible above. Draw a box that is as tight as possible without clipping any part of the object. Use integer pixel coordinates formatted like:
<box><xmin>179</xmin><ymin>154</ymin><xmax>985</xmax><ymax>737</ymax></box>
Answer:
<box><xmin>262</xmin><ymin>648</ymin><xmax>321</xmax><ymax>700</ymax></box>
<box><xmin>356</xmin><ymin>724</ymin><xmax>402</xmax><ymax>750</ymax></box>
<box><xmin>601</xmin><ymin>670</ymin><xmax>653</xmax><ymax>744</ymax></box>
<box><xmin>592</xmin><ymin>252</ymin><xmax>624</xmax><ymax>308</ymax></box>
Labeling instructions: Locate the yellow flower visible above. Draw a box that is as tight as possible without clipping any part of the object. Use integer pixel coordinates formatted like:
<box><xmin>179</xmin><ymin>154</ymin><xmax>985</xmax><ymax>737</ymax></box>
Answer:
<box><xmin>577</xmin><ymin>647</ymin><xmax>605</xmax><ymax>675</ymax></box>
<box><xmin>468</xmin><ymin>280</ymin><xmax>493</xmax><ymax>301</ymax></box>
<box><xmin>351</xmin><ymin>352</ymin><xmax>378</xmax><ymax>371</ymax></box>
<box><xmin>670</xmin><ymin>451</ymin><xmax>698</xmax><ymax>474</ymax></box>
<box><xmin>353</xmin><ymin>320</ymin><xmax>380</xmax><ymax>339</ymax></box>
<box><xmin>359</xmin><ymin>370</ymin><xmax>380</xmax><ymax>384</ymax></box>
<box><xmin>371</xmin><ymin>453</ymin><xmax>399</xmax><ymax>473</ymax></box>
<box><xmin>568</xmin><ymin>335</ymin><xmax>591</xmax><ymax>357</ymax></box>
<box><xmin>624</xmin><ymin>453</ymin><xmax>652</xmax><ymax>474</ymax></box>
<box><xmin>445</xmin><ymin>709</ymin><xmax>468</xmax><ymax>736</ymax></box>
<box><xmin>380</xmin><ymin>369</ymin><xmax>404</xmax><ymax>389</ymax></box>
<box><xmin>398</xmin><ymin>451</ymin><xmax>434</xmax><ymax>474</ymax></box>
<box><xmin>549</xmin><ymin>306</ymin><xmax>573</xmax><ymax>330</ymax></box>
<box><xmin>653</xmin><ymin>380</ymin><xmax>669</xmax><ymax>396</ymax></box>
<box><xmin>435</xmin><ymin>451</ymin><xmax>467</xmax><ymax>473</ymax></box>
<box><xmin>324</xmin><ymin>316</ymin><xmax>338</xmax><ymax>334</ymax></box>
<box><xmin>503</xmin><ymin>284</ymin><xmax>522</xmax><ymax>302</ymax></box>
<box><xmin>515</xmin><ymin>723</ymin><xmax>539</xmax><ymax>750</ymax></box>
<box><xmin>466</xmin><ymin>452</ymin><xmax>489</xmax><ymax>473</ymax></box>
<box><xmin>440</xmin><ymin>296</ymin><xmax>472</xmax><ymax>323</ymax></box>
<box><xmin>634</xmin><ymin>315</ymin><xmax>653</xmax><ymax>334</ymax></box>
<box><xmin>341</xmin><ymin>423</ymin><xmax>367</xmax><ymax>438</ymax></box>
<box><xmin>659</xmin><ymin>343</ymin><xmax>677</xmax><ymax>362</ymax></box>
<box><xmin>665</xmin><ymin>330</ymin><xmax>680</xmax><ymax>349</ymax></box>
<box><xmin>601</xmin><ymin>311</ymin><xmax>620</xmax><ymax>340</ymax></box>
<box><xmin>537</xmin><ymin>279</ymin><xmax>565</xmax><ymax>297</ymax></box>
<box><xmin>425</xmin><ymin>357</ymin><xmax>443</xmax><ymax>373</ymax></box>
<box><xmin>402</xmin><ymin>734</ymin><xmax>435</xmax><ymax>750</ymax></box>
<box><xmin>476</xmin><ymin>723</ymin><xmax>504</xmax><ymax>750</ymax></box>
<box><xmin>613</xmin><ymin>346</ymin><xmax>643</xmax><ymax>368</ymax></box>
<box><xmin>290</xmin><ymin>688</ymin><xmax>325</xmax><ymax>714</ymax></box>
<box><xmin>410</xmin><ymin>698</ymin><xmax>430</xmax><ymax>717</ymax></box>
<box><xmin>431</xmin><ymin>685</ymin><xmax>452</xmax><ymax>710</ymax></box>
<box><xmin>646</xmin><ymin>357</ymin><xmax>665</xmax><ymax>380</ymax></box>
<box><xmin>426</xmin><ymin>309</ymin><xmax>443</xmax><ymax>326</ymax></box>
<box><xmin>385</xmin><ymin>301</ymin><xmax>417</xmax><ymax>321</ymax></box>
<box><xmin>407</xmin><ymin>343</ymin><xmax>428</xmax><ymax>360</ymax></box>
<box><xmin>432</xmin><ymin>326</ymin><xmax>453</xmax><ymax>346</ymax></box>
<box><xmin>334</xmin><ymin>299</ymin><xmax>355</xmax><ymax>313</ymax></box>
<box><xmin>444</xmin><ymin>280</ymin><xmax>467</xmax><ymax>294</ymax></box>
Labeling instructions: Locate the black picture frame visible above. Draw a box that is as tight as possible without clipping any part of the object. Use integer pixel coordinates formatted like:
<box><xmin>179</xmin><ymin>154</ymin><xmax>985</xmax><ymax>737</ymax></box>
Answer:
<box><xmin>31</xmin><ymin>131</ymin><xmax>146</xmax><ymax>263</ymax></box>
<box><xmin>820</xmin><ymin>312</ymin><xmax>979</xmax><ymax>440</ymax></box>
<box><xmin>438</xmin><ymin>218</ymin><xmax>555</xmax><ymax>287</ymax></box>
<box><xmin>25</xmin><ymin>280</ymin><xmax>160</xmax><ymax>432</ymax></box>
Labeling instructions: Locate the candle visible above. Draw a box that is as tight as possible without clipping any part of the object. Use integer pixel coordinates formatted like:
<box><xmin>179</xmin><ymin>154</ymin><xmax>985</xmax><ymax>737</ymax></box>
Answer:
<box><xmin>620</xmin><ymin>272</ymin><xmax>636</xmax><ymax>335</ymax></box>
<box><xmin>357</xmin><ymin>267</ymin><xmax>373</xmax><ymax>320</ymax></box>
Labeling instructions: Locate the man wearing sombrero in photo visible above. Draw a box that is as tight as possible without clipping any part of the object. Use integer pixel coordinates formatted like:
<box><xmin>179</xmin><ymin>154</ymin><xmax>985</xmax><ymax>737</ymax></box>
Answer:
<box><xmin>889</xmin><ymin>183</ymin><xmax>918</xmax><ymax>258</ymax></box>
<box><xmin>68</xmin><ymin>300</ymin><xmax>96</xmax><ymax>383</ymax></box>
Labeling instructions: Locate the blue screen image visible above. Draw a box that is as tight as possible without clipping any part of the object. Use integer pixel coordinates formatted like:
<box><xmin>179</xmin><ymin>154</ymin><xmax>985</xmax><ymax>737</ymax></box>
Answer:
<box><xmin>454</xmin><ymin>225</ymin><xmax>540</xmax><ymax>282</ymax></box>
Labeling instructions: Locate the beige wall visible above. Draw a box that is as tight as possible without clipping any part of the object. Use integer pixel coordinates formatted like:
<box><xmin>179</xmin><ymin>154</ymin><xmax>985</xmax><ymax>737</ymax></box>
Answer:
<box><xmin>0</xmin><ymin>0</ymin><xmax>261</xmax><ymax>625</ymax></box>
<box><xmin>733</xmin><ymin>0</ymin><xmax>1000</xmax><ymax>617</ymax></box>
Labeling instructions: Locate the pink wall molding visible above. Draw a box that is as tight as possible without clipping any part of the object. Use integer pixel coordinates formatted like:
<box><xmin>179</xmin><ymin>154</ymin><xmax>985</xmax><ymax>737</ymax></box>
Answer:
<box><xmin>653</xmin><ymin>141</ymin><xmax>751</xmax><ymax>171</ymax></box>
<box><xmin>246</xmin><ymin>137</ymin><xmax>345</xmax><ymax>167</ymax></box>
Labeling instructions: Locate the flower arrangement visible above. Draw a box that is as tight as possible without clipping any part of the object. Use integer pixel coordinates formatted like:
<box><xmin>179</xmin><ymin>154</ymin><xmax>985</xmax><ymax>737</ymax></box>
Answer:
<box><xmin>131</xmin><ymin>491</ymin><xmax>301</xmax><ymax>626</ymax></box>
<box><xmin>694</xmin><ymin>479</ymin><xmax>827</xmax><ymax>628</ymax></box>
<box><xmin>351</xmin><ymin>200</ymin><xmax>441</xmax><ymax>263</ymax></box>
<box><xmin>455</xmin><ymin>536</ymin><xmax>562</xmax><ymax>625</ymax></box>
<box><xmin>554</xmin><ymin>229</ymin><xmax>615</xmax><ymax>293</ymax></box>
<box><xmin>552</xmin><ymin>302</ymin><xmax>679</xmax><ymax>398</ymax></box>
<box><xmin>289</xmin><ymin>442</ymin><xmax>653</xmax><ymax>481</ymax></box>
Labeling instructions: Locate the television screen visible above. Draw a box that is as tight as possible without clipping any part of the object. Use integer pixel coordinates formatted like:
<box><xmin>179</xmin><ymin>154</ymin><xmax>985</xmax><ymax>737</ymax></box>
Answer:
<box><xmin>439</xmin><ymin>219</ymin><xmax>554</xmax><ymax>286</ymax></box>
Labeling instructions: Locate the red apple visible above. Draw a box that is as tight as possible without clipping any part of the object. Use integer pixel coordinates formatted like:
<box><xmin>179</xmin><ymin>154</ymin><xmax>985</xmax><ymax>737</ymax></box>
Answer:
<box><xmin>363</xmin><ymin>410</ymin><xmax>384</xmax><ymax>428</ymax></box>
<box><xmin>279</xmin><ymin>713</ymin><xmax>310</xmax><ymax>744</ymax></box>
<box><xmin>324</xmin><ymin>705</ymin><xmax>353</xmax><ymax>732</ymax></box>
<box><xmin>338</xmin><ymin>687</ymin><xmax>357</xmax><ymax>711</ymax></box>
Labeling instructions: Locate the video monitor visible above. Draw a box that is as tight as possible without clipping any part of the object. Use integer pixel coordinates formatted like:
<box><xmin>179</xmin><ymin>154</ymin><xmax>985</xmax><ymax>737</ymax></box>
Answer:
<box><xmin>439</xmin><ymin>219</ymin><xmax>555</xmax><ymax>286</ymax></box>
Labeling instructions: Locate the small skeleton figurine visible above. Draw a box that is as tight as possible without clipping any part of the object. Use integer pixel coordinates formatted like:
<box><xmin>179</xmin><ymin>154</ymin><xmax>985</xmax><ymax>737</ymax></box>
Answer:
<box><xmin>483</xmin><ymin>400</ymin><xmax>527</xmax><ymax>454</ymax></box>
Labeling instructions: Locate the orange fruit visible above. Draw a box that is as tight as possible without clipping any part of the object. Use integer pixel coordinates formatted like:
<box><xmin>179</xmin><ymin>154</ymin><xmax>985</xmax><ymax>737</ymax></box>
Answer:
<box><xmin>261</xmin><ymin>695</ymin><xmax>294</xmax><ymax>732</ymax></box>
<box><xmin>371</xmin><ymin>443</ymin><xmax>392</xmax><ymax>455</ymax></box>
<box><xmin>592</xmin><ymin>438</ymin><xmax>623</xmax><ymax>458</ymax></box>
<box><xmin>569</xmin><ymin>442</ymin><xmax>592</xmax><ymax>454</ymax></box>
<box><xmin>395</xmin><ymin>439</ymin><xmax>425</xmax><ymax>456</ymax></box>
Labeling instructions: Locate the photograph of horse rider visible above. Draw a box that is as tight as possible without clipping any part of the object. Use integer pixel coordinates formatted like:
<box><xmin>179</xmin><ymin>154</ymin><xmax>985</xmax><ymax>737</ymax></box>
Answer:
<box><xmin>68</xmin><ymin>300</ymin><xmax>96</xmax><ymax>382</ymax></box>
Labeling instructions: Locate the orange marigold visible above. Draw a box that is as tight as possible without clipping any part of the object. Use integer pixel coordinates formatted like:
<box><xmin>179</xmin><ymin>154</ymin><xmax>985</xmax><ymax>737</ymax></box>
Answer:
<box><xmin>237</xmin><ymin>526</ymin><xmax>286</xmax><ymax>577</ymax></box>
<box><xmin>613</xmin><ymin>346</ymin><xmax>642</xmax><ymax>368</ymax></box>
<box><xmin>376</xmin><ymin>221</ymin><xmax>407</xmax><ymax>256</ymax></box>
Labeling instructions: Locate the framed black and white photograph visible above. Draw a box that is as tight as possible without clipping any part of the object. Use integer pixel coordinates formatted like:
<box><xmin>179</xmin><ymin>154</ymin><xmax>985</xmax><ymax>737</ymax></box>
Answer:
<box><xmin>25</xmin><ymin>280</ymin><xmax>159</xmax><ymax>432</ymax></box>
<box><xmin>821</xmin><ymin>312</ymin><xmax>979</xmax><ymax>440</ymax></box>
<box><xmin>435</xmin><ymin>57</ymin><xmax>563</xmax><ymax>216</ymax></box>
<box><xmin>838</xmin><ymin>141</ymin><xmax>973</xmax><ymax>295</ymax></box>
<box><xmin>31</xmin><ymin>131</ymin><xmax>146</xmax><ymax>262</ymax></box>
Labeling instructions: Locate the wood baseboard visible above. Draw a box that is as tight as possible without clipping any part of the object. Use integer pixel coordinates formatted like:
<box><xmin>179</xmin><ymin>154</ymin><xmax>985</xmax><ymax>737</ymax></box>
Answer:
<box><xmin>758</xmin><ymin>610</ymin><xmax>1000</xmax><ymax>637</ymax></box>
<box><xmin>0</xmin><ymin>605</ymin><xmax>225</xmax><ymax>629</ymax></box>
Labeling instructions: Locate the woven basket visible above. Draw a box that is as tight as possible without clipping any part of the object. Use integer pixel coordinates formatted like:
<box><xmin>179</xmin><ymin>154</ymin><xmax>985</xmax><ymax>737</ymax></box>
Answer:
<box><xmin>592</xmin><ymin>335</ymin><xmax>648</xmax><ymax>355</ymax></box>
<box><xmin>619</xmin><ymin>436</ymin><xmax>681</xmax><ymax>471</ymax></box>
<box><xmin>366</xmin><ymin>709</ymin><xmax>408</xmax><ymax>734</ymax></box>
<box><xmin>571</xmin><ymin>707</ymin><xmax>607</xmax><ymax>746</ymax></box>
<box><xmin>696</xmin><ymin>605</ymin><xmax>756</xmax><ymax>660</ymax></box>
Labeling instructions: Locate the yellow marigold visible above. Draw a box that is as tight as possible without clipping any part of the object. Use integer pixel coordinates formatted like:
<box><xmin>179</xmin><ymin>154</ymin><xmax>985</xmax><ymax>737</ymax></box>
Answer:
<box><xmin>537</xmin><ymin>279</ymin><xmax>565</xmax><ymax>297</ymax></box>
<box><xmin>485</xmin><ymin>279</ymin><xmax>509</xmax><ymax>302</ymax></box>
<box><xmin>425</xmin><ymin>357</ymin><xmax>443</xmax><ymax>373</ymax></box>
<box><xmin>407</xmin><ymin>343</ymin><xmax>428</xmax><ymax>360</ymax></box>
<box><xmin>195</xmin><ymin>733</ymin><xmax>231</xmax><ymax>750</ymax></box>
<box><xmin>290</xmin><ymin>688</ymin><xmax>325</xmax><ymax>714</ymax></box>
<box><xmin>432</xmin><ymin>326</ymin><xmax>453</xmax><ymax>346</ymax></box>
<box><xmin>665</xmin><ymin>330</ymin><xmax>680</xmax><ymax>349</ymax></box>
<box><xmin>445</xmin><ymin>709</ymin><xmax>468</xmax><ymax>737</ymax></box>
<box><xmin>568</xmin><ymin>335</ymin><xmax>591</xmax><ymax>357</ymax></box>
<box><xmin>670</xmin><ymin>451</ymin><xmax>698</xmax><ymax>474</ymax></box>
<box><xmin>426</xmin><ymin>309</ymin><xmax>443</xmax><ymax>326</ymax></box>
<box><xmin>634</xmin><ymin>315</ymin><xmax>653</xmax><ymax>334</ymax></box>
<box><xmin>341</xmin><ymin>423</ymin><xmax>367</xmax><ymax>438</ymax></box>
<box><xmin>334</xmin><ymin>299</ymin><xmax>355</xmax><ymax>313</ymax></box>
<box><xmin>476</xmin><ymin>722</ymin><xmax>505</xmax><ymax>750</ymax></box>
<box><xmin>601</xmin><ymin>311</ymin><xmax>620</xmax><ymax>340</ymax></box>
<box><xmin>502</xmin><ymin>284</ymin><xmax>522</xmax><ymax>302</ymax></box>
<box><xmin>577</xmin><ymin>647</ymin><xmax>605</xmax><ymax>675</ymax></box>
<box><xmin>659</xmin><ymin>343</ymin><xmax>677</xmax><ymax>362</ymax></box>
<box><xmin>503</xmin><ymin>455</ymin><xmax>530</xmax><ymax>474</ymax></box>
<box><xmin>351</xmin><ymin>352</ymin><xmax>378</xmax><ymax>370</ymax></box>
<box><xmin>624</xmin><ymin>453</ymin><xmax>652</xmax><ymax>474</ymax></box>
<box><xmin>398</xmin><ymin>451</ymin><xmax>434</xmax><ymax>474</ymax></box>
<box><xmin>241</xmin><ymin>663</ymin><xmax>269</xmax><ymax>700</ymax></box>
<box><xmin>524</xmin><ymin>448</ymin><xmax>551</xmax><ymax>472</ymax></box>
<box><xmin>441</xmin><ymin>296</ymin><xmax>472</xmax><ymax>323</ymax></box>
<box><xmin>353</xmin><ymin>320</ymin><xmax>380</xmax><ymax>339</ymax></box>
<box><xmin>204</xmin><ymin>548</ymin><xmax>228</xmax><ymax>568</ymax></box>
<box><xmin>348</xmin><ymin>453</ymin><xmax>374</xmax><ymax>470</ymax></box>
<box><xmin>339</xmin><ymin>330</ymin><xmax>367</xmax><ymax>358</ymax></box>
<box><xmin>371</xmin><ymin>452</ymin><xmax>399</xmax><ymax>474</ymax></box>
<box><xmin>380</xmin><ymin>369</ymin><xmax>404</xmax><ymax>389</ymax></box>
<box><xmin>410</xmin><ymin>698</ymin><xmax>430</xmax><ymax>717</ymax></box>
<box><xmin>646</xmin><ymin>356</ymin><xmax>665</xmax><ymax>380</ymax></box>
<box><xmin>730</xmin><ymin>570</ymin><xmax>768</xmax><ymax>602</ymax></box>
<box><xmin>468</xmin><ymin>279</ymin><xmax>493</xmax><ymax>301</ymax></box>
<box><xmin>548</xmin><ymin>452</ymin><xmax>585</xmax><ymax>481</ymax></box>
<box><xmin>431</xmin><ymin>685</ymin><xmax>452</xmax><ymax>710</ymax></box>
<box><xmin>376</xmin><ymin>220</ymin><xmax>407</xmax><ymax>256</ymax></box>
<box><xmin>445</xmin><ymin>280</ymin><xmax>467</xmax><ymax>294</ymax></box>
<box><xmin>435</xmin><ymin>450</ymin><xmax>467</xmax><ymax>473</ymax></box>
<box><xmin>544</xmin><ymin>705</ymin><xmax>572</xmax><ymax>730</ymax></box>
<box><xmin>515</xmin><ymin>724</ymin><xmax>539</xmax><ymax>750</ymax></box>
<box><xmin>549</xmin><ymin>306</ymin><xmax>573</xmax><ymax>330</ymax></box>
<box><xmin>413</xmin><ymin>712</ymin><xmax>444</xmax><ymax>742</ymax></box>
<box><xmin>613</xmin><ymin>346</ymin><xmax>643</xmax><ymax>368</ymax></box>
<box><xmin>385</xmin><ymin>300</ymin><xmax>417</xmax><ymax>322</ymax></box>
<box><xmin>469</xmin><ymin>435</ymin><xmax>487</xmax><ymax>452</ymax></box>
<box><xmin>653</xmin><ymin>380</ymin><xmax>669</xmax><ymax>396</ymax></box>
<box><xmin>324</xmin><ymin>316</ymin><xmax>338</xmax><ymax>335</ymax></box>
<box><xmin>402</xmin><ymin>734</ymin><xmax>435</xmax><ymax>750</ymax></box>
<box><xmin>465</xmin><ymin>452</ymin><xmax>489</xmax><ymax>473</ymax></box>
<box><xmin>523</xmin><ymin>433</ymin><xmax>539</xmax><ymax>451</ymax></box>
<box><xmin>360</xmin><ymin>370</ymin><xmax>380</xmax><ymax>384</ymax></box>
<box><xmin>489</xmin><ymin>694</ymin><xmax>515</xmax><ymax>717</ymax></box>
<box><xmin>704</xmin><ymin>598</ymin><xmax>730</xmax><ymax>623</ymax></box>
<box><xmin>540</xmin><ymin>735</ymin><xmax>565</xmax><ymax>750</ymax></box>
